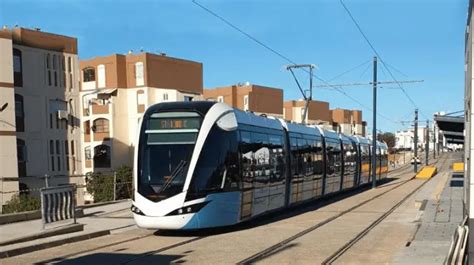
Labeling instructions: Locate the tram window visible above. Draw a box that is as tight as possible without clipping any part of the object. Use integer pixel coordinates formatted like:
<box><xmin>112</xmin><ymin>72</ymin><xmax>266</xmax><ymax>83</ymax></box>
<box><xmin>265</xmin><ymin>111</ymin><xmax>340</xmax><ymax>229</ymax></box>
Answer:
<box><xmin>297</xmin><ymin>138</ymin><xmax>309</xmax><ymax>176</ymax></box>
<box><xmin>312</xmin><ymin>140</ymin><xmax>324</xmax><ymax>175</ymax></box>
<box><xmin>188</xmin><ymin>125</ymin><xmax>240</xmax><ymax>199</ymax></box>
<box><xmin>269</xmin><ymin>134</ymin><xmax>284</xmax><ymax>183</ymax></box>
<box><xmin>290</xmin><ymin>137</ymin><xmax>299</xmax><ymax>177</ymax></box>
<box><xmin>251</xmin><ymin>132</ymin><xmax>270</xmax><ymax>187</ymax></box>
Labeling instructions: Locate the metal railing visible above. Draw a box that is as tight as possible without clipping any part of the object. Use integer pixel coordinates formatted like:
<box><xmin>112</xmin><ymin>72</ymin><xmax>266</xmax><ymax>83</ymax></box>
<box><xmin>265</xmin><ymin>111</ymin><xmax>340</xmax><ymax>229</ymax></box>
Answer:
<box><xmin>40</xmin><ymin>185</ymin><xmax>76</xmax><ymax>229</ymax></box>
<box><xmin>1</xmin><ymin>171</ymin><xmax>133</xmax><ymax>215</ymax></box>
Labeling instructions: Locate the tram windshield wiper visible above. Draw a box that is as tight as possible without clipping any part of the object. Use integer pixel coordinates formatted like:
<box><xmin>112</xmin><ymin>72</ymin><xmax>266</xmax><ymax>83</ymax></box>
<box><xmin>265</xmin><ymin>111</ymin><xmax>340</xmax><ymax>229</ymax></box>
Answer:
<box><xmin>153</xmin><ymin>160</ymin><xmax>187</xmax><ymax>194</ymax></box>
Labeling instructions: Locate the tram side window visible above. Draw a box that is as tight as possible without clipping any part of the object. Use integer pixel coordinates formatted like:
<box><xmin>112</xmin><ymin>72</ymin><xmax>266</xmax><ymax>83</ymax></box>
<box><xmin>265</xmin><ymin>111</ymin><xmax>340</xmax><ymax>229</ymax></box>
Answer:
<box><xmin>290</xmin><ymin>137</ymin><xmax>299</xmax><ymax>177</ymax></box>
<box><xmin>188</xmin><ymin>125</ymin><xmax>240</xmax><ymax>198</ymax></box>
<box><xmin>240</xmin><ymin>130</ymin><xmax>253</xmax><ymax>189</ymax></box>
<box><xmin>298</xmin><ymin>138</ymin><xmax>311</xmax><ymax>176</ymax></box>
<box><xmin>311</xmin><ymin>139</ymin><xmax>324</xmax><ymax>175</ymax></box>
<box><xmin>268</xmin><ymin>134</ymin><xmax>285</xmax><ymax>184</ymax></box>
<box><xmin>326</xmin><ymin>140</ymin><xmax>342</xmax><ymax>176</ymax></box>
<box><xmin>250</xmin><ymin>132</ymin><xmax>270</xmax><ymax>188</ymax></box>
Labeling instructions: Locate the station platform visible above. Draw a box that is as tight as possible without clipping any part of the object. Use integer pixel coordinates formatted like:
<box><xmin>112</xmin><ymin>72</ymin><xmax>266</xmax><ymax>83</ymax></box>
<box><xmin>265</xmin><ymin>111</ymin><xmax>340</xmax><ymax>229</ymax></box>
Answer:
<box><xmin>393</xmin><ymin>153</ymin><xmax>464</xmax><ymax>264</ymax></box>
<box><xmin>0</xmin><ymin>200</ymin><xmax>134</xmax><ymax>258</ymax></box>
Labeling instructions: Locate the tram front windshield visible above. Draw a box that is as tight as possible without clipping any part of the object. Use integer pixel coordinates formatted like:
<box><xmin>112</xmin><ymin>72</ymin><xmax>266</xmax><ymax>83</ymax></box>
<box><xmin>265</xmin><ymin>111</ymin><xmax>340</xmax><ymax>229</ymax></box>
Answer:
<box><xmin>138</xmin><ymin>112</ymin><xmax>202</xmax><ymax>201</ymax></box>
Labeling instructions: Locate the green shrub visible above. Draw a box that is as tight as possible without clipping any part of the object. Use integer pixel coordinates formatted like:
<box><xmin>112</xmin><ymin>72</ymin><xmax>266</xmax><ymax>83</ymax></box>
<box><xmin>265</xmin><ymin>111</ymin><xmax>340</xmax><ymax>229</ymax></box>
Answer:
<box><xmin>85</xmin><ymin>166</ymin><xmax>133</xmax><ymax>203</ymax></box>
<box><xmin>3</xmin><ymin>194</ymin><xmax>41</xmax><ymax>214</ymax></box>
<box><xmin>115</xmin><ymin>165</ymin><xmax>133</xmax><ymax>200</ymax></box>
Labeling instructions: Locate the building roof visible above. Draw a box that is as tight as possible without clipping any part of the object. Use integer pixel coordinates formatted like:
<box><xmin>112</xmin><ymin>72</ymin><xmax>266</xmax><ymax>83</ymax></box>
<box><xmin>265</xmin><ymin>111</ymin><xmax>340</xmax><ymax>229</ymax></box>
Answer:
<box><xmin>0</xmin><ymin>27</ymin><xmax>77</xmax><ymax>54</ymax></box>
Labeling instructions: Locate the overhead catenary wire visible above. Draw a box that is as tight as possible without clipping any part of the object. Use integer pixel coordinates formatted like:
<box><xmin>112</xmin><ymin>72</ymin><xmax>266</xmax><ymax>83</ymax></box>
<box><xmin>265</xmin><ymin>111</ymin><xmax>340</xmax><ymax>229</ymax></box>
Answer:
<box><xmin>192</xmin><ymin>0</ymin><xmax>398</xmax><ymax>125</ymax></box>
<box><xmin>339</xmin><ymin>0</ymin><xmax>424</xmax><ymax>117</ymax></box>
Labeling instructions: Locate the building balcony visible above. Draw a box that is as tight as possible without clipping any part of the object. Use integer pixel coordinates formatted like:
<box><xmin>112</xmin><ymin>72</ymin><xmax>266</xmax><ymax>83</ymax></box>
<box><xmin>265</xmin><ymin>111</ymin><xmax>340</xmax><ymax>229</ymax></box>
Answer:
<box><xmin>91</xmin><ymin>104</ymin><xmax>110</xmax><ymax>115</ymax></box>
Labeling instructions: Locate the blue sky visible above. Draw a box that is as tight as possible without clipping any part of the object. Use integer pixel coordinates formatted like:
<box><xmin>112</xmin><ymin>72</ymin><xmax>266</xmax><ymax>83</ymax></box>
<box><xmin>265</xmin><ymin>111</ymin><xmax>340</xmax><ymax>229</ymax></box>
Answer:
<box><xmin>0</xmin><ymin>0</ymin><xmax>467</xmax><ymax>132</ymax></box>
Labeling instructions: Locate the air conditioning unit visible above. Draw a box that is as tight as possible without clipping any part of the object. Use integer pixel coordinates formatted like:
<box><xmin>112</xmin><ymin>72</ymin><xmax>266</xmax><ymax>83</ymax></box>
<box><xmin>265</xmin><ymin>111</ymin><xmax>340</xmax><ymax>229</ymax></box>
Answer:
<box><xmin>57</xmin><ymin>110</ymin><xmax>68</xmax><ymax>120</ymax></box>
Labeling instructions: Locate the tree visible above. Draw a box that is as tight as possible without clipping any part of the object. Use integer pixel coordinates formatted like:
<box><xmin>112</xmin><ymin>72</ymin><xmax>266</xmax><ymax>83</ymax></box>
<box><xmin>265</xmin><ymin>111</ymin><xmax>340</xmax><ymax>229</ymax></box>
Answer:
<box><xmin>377</xmin><ymin>132</ymin><xmax>395</xmax><ymax>149</ymax></box>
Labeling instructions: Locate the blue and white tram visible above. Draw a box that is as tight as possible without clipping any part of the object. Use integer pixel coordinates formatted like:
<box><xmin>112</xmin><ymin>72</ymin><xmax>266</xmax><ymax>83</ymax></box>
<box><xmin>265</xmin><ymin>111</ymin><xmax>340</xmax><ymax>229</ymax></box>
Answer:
<box><xmin>132</xmin><ymin>101</ymin><xmax>388</xmax><ymax>230</ymax></box>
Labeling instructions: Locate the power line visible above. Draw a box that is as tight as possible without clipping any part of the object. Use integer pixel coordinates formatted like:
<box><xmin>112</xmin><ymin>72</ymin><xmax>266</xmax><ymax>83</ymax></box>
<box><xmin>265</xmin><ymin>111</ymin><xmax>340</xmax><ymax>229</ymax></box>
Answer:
<box><xmin>339</xmin><ymin>0</ymin><xmax>420</xmax><ymax>110</ymax></box>
<box><xmin>327</xmin><ymin>59</ymin><xmax>371</xmax><ymax>82</ymax></box>
<box><xmin>192</xmin><ymin>0</ymin><xmax>398</xmax><ymax>124</ymax></box>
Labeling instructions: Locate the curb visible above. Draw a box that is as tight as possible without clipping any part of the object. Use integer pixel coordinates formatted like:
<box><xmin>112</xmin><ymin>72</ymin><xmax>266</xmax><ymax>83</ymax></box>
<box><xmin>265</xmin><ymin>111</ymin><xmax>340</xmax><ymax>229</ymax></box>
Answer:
<box><xmin>78</xmin><ymin>199</ymin><xmax>130</xmax><ymax>210</ymax></box>
<box><xmin>0</xmin><ymin>229</ymin><xmax>111</xmax><ymax>259</ymax></box>
<box><xmin>0</xmin><ymin>223</ymin><xmax>84</xmax><ymax>247</ymax></box>
<box><xmin>0</xmin><ymin>209</ymin><xmax>84</xmax><ymax>225</ymax></box>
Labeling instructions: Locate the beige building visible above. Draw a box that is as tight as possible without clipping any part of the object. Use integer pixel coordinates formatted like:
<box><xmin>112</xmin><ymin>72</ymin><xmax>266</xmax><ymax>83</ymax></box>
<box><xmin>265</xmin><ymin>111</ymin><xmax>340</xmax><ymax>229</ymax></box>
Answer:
<box><xmin>204</xmin><ymin>83</ymin><xmax>283</xmax><ymax>117</ymax></box>
<box><xmin>283</xmin><ymin>99</ymin><xmax>332</xmax><ymax>128</ymax></box>
<box><xmin>0</xmin><ymin>27</ymin><xmax>82</xmax><ymax>210</ymax></box>
<box><xmin>331</xmin><ymin>108</ymin><xmax>365</xmax><ymax>136</ymax></box>
<box><xmin>79</xmin><ymin>52</ymin><xmax>203</xmax><ymax>173</ymax></box>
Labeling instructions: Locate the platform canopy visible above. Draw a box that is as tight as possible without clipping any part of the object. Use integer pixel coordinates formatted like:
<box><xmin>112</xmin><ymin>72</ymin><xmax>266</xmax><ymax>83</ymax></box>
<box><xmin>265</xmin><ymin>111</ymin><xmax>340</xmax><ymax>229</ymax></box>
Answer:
<box><xmin>434</xmin><ymin>111</ymin><xmax>464</xmax><ymax>144</ymax></box>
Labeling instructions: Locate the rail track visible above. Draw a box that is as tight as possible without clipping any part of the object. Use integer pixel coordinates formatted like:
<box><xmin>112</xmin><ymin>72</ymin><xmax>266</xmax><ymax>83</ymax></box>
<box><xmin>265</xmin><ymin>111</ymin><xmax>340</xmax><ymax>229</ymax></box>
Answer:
<box><xmin>36</xmin><ymin>159</ymin><xmax>436</xmax><ymax>264</ymax></box>
<box><xmin>237</xmin><ymin>154</ymin><xmax>447</xmax><ymax>264</ymax></box>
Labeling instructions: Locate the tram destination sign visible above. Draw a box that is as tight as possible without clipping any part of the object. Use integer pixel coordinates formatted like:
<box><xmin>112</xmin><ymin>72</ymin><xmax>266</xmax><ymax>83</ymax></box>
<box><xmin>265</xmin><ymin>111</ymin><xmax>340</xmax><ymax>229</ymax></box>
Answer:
<box><xmin>149</xmin><ymin>117</ymin><xmax>201</xmax><ymax>130</ymax></box>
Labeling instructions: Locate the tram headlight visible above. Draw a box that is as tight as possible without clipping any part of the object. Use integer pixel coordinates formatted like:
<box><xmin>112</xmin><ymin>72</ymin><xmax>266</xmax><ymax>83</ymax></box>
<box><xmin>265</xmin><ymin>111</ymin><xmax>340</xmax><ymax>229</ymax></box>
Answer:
<box><xmin>166</xmin><ymin>201</ymin><xmax>210</xmax><ymax>216</ymax></box>
<box><xmin>131</xmin><ymin>205</ymin><xmax>145</xmax><ymax>215</ymax></box>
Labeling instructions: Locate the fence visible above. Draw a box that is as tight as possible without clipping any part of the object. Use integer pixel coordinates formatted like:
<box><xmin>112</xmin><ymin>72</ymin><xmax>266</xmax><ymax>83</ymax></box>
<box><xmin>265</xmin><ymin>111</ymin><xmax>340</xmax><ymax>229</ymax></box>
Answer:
<box><xmin>0</xmin><ymin>169</ymin><xmax>133</xmax><ymax>215</ymax></box>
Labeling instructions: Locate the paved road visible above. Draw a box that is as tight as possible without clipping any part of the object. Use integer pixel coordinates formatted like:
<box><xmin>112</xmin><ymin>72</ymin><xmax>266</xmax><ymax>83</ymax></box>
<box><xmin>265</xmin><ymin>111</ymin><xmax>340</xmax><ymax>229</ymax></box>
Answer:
<box><xmin>2</xmin><ymin>154</ymin><xmax>456</xmax><ymax>264</ymax></box>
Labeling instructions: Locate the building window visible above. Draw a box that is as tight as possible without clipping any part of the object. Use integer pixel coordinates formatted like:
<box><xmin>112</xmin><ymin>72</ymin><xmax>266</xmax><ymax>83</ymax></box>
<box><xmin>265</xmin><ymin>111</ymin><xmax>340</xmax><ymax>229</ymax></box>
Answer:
<box><xmin>97</xmin><ymin>64</ymin><xmax>106</xmax><ymax>88</ymax></box>
<box><xmin>85</xmin><ymin>146</ymin><xmax>91</xmax><ymax>160</ymax></box>
<box><xmin>94</xmin><ymin>145</ymin><xmax>111</xmax><ymax>168</ymax></box>
<box><xmin>83</xmin><ymin>68</ymin><xmax>95</xmax><ymax>82</ymax></box>
<box><xmin>244</xmin><ymin>95</ymin><xmax>249</xmax><ymax>111</ymax></box>
<box><xmin>163</xmin><ymin>93</ymin><xmax>168</xmax><ymax>101</ymax></box>
<box><xmin>56</xmin><ymin>140</ymin><xmax>60</xmax><ymax>154</ymax></box>
<box><xmin>15</xmin><ymin>94</ymin><xmax>24</xmax><ymax>132</ymax></box>
<box><xmin>217</xmin><ymin>96</ymin><xmax>224</xmax><ymax>103</ymax></box>
<box><xmin>49</xmin><ymin>140</ymin><xmax>54</xmax><ymax>155</ymax></box>
<box><xmin>54</xmin><ymin>71</ymin><xmax>58</xmax><ymax>87</ymax></box>
<box><xmin>92</xmin><ymin>118</ymin><xmax>109</xmax><ymax>133</ymax></box>
<box><xmin>46</xmin><ymin>54</ymin><xmax>51</xmax><ymax>69</ymax></box>
<box><xmin>64</xmin><ymin>140</ymin><xmax>69</xmax><ymax>155</ymax></box>
<box><xmin>16</xmin><ymin>139</ymin><xmax>27</xmax><ymax>162</ymax></box>
<box><xmin>52</xmin><ymin>55</ymin><xmax>57</xmax><ymax>70</ymax></box>
<box><xmin>68</xmin><ymin>57</ymin><xmax>72</xmax><ymax>73</ymax></box>
<box><xmin>13</xmin><ymin>48</ymin><xmax>22</xmax><ymax>87</ymax></box>
<box><xmin>137</xmin><ymin>90</ymin><xmax>145</xmax><ymax>105</ymax></box>
<box><xmin>71</xmin><ymin>140</ymin><xmax>75</xmax><ymax>155</ymax></box>
<box><xmin>184</xmin><ymin>96</ymin><xmax>193</xmax><ymax>102</ymax></box>
<box><xmin>135</xmin><ymin>62</ymin><xmax>144</xmax><ymax>86</ymax></box>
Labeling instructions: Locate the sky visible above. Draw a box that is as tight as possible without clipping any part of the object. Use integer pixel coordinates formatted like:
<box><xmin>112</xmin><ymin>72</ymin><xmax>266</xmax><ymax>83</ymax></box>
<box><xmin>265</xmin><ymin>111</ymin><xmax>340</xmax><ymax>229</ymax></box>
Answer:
<box><xmin>0</xmin><ymin>0</ymin><xmax>468</xmax><ymax>133</ymax></box>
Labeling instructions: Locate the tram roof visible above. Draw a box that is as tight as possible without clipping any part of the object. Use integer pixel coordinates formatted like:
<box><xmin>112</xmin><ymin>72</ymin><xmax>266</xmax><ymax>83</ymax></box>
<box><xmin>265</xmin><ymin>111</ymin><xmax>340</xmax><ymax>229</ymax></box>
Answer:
<box><xmin>145</xmin><ymin>101</ymin><xmax>217</xmax><ymax>117</ymax></box>
<box><xmin>321</xmin><ymin>129</ymin><xmax>340</xmax><ymax>140</ymax></box>
<box><xmin>233</xmin><ymin>109</ymin><xmax>283</xmax><ymax>131</ymax></box>
<box><xmin>286</xmin><ymin>122</ymin><xmax>321</xmax><ymax>137</ymax></box>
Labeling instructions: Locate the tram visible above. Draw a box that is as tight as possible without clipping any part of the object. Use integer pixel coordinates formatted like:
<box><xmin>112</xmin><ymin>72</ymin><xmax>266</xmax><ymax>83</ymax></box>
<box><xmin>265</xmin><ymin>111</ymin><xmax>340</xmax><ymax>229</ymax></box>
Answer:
<box><xmin>131</xmin><ymin>101</ymin><xmax>388</xmax><ymax>230</ymax></box>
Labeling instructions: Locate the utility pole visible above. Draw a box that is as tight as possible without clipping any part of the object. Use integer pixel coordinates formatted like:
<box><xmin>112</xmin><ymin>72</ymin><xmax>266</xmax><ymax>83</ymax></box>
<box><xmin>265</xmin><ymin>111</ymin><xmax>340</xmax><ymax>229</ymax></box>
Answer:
<box><xmin>372</xmin><ymin>56</ymin><xmax>377</xmax><ymax>189</ymax></box>
<box><xmin>414</xmin><ymin>109</ymin><xmax>418</xmax><ymax>173</ymax></box>
<box><xmin>433</xmin><ymin>121</ymin><xmax>436</xmax><ymax>159</ymax></box>
<box><xmin>425</xmin><ymin>119</ymin><xmax>429</xmax><ymax>166</ymax></box>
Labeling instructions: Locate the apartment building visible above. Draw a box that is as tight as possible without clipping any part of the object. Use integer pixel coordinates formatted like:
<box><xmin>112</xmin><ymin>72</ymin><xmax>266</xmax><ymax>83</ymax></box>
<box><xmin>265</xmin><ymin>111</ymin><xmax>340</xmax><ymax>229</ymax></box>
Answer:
<box><xmin>204</xmin><ymin>83</ymin><xmax>283</xmax><ymax>117</ymax></box>
<box><xmin>283</xmin><ymin>99</ymin><xmax>332</xmax><ymax>128</ymax></box>
<box><xmin>0</xmin><ymin>27</ymin><xmax>82</xmax><ymax>210</ymax></box>
<box><xmin>331</xmin><ymin>108</ymin><xmax>365</xmax><ymax>136</ymax></box>
<box><xmin>79</xmin><ymin>52</ymin><xmax>203</xmax><ymax>173</ymax></box>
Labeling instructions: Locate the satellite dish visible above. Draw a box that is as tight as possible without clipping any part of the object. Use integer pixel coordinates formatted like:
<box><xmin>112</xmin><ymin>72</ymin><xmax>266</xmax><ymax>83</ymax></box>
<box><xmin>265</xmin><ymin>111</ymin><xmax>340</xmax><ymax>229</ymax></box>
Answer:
<box><xmin>0</xmin><ymin>103</ymin><xmax>8</xmax><ymax>112</ymax></box>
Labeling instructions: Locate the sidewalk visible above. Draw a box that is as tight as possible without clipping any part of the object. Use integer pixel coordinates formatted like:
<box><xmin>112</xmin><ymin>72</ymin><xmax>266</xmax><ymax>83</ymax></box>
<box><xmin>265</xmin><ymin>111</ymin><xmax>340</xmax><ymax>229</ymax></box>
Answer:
<box><xmin>0</xmin><ymin>200</ymin><xmax>134</xmax><ymax>258</ymax></box>
<box><xmin>393</xmin><ymin>154</ymin><xmax>463</xmax><ymax>264</ymax></box>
